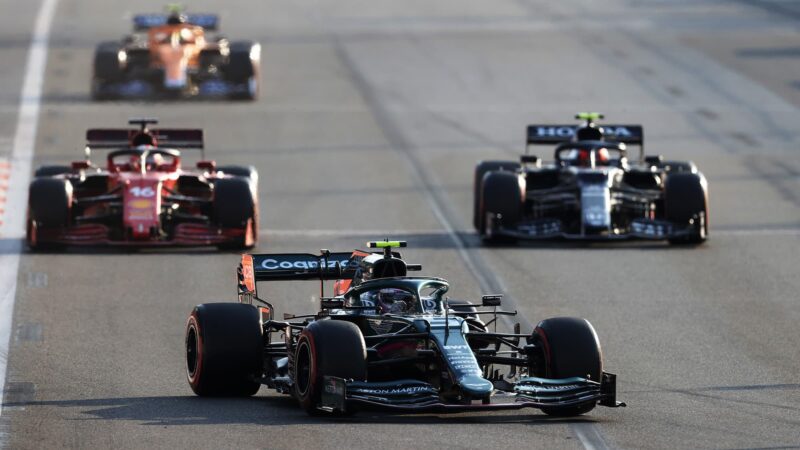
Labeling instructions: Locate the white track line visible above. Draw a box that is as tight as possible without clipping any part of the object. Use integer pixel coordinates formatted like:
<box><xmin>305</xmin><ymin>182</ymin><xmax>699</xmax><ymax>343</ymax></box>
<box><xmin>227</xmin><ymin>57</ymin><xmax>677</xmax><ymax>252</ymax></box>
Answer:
<box><xmin>0</xmin><ymin>0</ymin><xmax>59</xmax><ymax>423</ymax></box>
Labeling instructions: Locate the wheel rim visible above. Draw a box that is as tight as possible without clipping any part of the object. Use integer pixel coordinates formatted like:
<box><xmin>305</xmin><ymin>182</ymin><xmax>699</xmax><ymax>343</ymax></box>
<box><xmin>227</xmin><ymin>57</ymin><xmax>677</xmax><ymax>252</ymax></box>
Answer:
<box><xmin>295</xmin><ymin>340</ymin><xmax>312</xmax><ymax>397</ymax></box>
<box><xmin>186</xmin><ymin>325</ymin><xmax>199</xmax><ymax>379</ymax></box>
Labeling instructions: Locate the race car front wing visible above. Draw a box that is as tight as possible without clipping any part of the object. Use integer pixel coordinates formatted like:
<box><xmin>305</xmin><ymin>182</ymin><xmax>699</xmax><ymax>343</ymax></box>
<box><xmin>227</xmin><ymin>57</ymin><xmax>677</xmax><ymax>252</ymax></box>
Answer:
<box><xmin>319</xmin><ymin>372</ymin><xmax>625</xmax><ymax>413</ymax></box>
<box><xmin>486</xmin><ymin>213</ymin><xmax>705</xmax><ymax>241</ymax></box>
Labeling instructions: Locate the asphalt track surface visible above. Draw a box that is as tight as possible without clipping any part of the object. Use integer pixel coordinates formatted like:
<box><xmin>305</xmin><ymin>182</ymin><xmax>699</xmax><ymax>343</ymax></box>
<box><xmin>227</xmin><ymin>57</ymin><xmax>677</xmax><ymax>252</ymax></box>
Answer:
<box><xmin>1</xmin><ymin>0</ymin><xmax>799</xmax><ymax>449</ymax></box>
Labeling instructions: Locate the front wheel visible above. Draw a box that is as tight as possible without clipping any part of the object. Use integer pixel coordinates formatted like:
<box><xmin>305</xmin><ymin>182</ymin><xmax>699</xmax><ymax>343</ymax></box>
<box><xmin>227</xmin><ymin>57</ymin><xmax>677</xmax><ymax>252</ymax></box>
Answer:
<box><xmin>664</xmin><ymin>172</ymin><xmax>708</xmax><ymax>245</ymax></box>
<box><xmin>473</xmin><ymin>160</ymin><xmax>520</xmax><ymax>230</ymax></box>
<box><xmin>293</xmin><ymin>320</ymin><xmax>367</xmax><ymax>415</ymax></box>
<box><xmin>479</xmin><ymin>171</ymin><xmax>523</xmax><ymax>243</ymax></box>
<box><xmin>532</xmin><ymin>317</ymin><xmax>603</xmax><ymax>416</ymax></box>
<box><xmin>213</xmin><ymin>177</ymin><xmax>257</xmax><ymax>250</ymax></box>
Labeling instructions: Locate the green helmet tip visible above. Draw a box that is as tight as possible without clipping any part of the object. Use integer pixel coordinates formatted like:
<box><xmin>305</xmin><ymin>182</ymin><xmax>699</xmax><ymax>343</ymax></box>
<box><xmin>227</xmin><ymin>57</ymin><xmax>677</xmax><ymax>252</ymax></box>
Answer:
<box><xmin>575</xmin><ymin>112</ymin><xmax>605</xmax><ymax>121</ymax></box>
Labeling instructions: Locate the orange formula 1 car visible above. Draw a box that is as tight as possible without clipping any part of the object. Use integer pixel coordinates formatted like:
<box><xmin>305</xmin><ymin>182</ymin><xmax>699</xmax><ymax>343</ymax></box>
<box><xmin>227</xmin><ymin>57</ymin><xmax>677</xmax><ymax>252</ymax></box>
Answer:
<box><xmin>91</xmin><ymin>10</ymin><xmax>260</xmax><ymax>100</ymax></box>
<box><xmin>27</xmin><ymin>119</ymin><xmax>259</xmax><ymax>250</ymax></box>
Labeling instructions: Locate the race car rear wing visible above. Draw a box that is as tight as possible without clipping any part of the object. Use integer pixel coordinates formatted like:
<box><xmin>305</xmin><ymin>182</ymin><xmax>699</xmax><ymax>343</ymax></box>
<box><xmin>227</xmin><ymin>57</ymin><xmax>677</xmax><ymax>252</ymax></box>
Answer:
<box><xmin>247</xmin><ymin>252</ymin><xmax>360</xmax><ymax>282</ymax></box>
<box><xmin>526</xmin><ymin>124</ymin><xmax>644</xmax><ymax>161</ymax></box>
<box><xmin>237</xmin><ymin>252</ymin><xmax>364</xmax><ymax>305</ymax></box>
<box><xmin>526</xmin><ymin>124</ymin><xmax>643</xmax><ymax>145</ymax></box>
<box><xmin>133</xmin><ymin>14</ymin><xmax>219</xmax><ymax>31</ymax></box>
<box><xmin>85</xmin><ymin>128</ymin><xmax>204</xmax><ymax>149</ymax></box>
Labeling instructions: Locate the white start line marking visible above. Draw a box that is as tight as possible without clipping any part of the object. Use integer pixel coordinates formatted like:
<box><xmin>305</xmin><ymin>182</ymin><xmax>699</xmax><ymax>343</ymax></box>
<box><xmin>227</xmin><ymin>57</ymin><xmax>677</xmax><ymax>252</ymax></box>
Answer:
<box><xmin>0</xmin><ymin>159</ymin><xmax>8</xmax><ymax>228</ymax></box>
<box><xmin>0</xmin><ymin>0</ymin><xmax>60</xmax><ymax>426</ymax></box>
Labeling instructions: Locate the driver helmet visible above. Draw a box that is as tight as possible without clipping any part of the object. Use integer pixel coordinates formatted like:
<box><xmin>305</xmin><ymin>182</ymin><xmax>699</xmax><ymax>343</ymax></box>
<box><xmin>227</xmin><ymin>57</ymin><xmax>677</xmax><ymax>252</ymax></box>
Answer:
<box><xmin>574</xmin><ymin>125</ymin><xmax>604</xmax><ymax>141</ymax></box>
<box><xmin>166</xmin><ymin>11</ymin><xmax>187</xmax><ymax>25</ymax></box>
<box><xmin>597</xmin><ymin>147</ymin><xmax>610</xmax><ymax>165</ymax></box>
<box><xmin>145</xmin><ymin>152</ymin><xmax>165</xmax><ymax>170</ymax></box>
<box><xmin>131</xmin><ymin>132</ymin><xmax>156</xmax><ymax>147</ymax></box>
<box><xmin>376</xmin><ymin>288</ymin><xmax>416</xmax><ymax>314</ymax></box>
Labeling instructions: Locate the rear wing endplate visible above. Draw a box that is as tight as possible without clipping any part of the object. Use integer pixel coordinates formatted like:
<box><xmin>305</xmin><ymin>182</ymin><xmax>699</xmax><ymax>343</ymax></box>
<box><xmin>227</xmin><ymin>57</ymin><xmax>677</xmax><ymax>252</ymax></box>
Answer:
<box><xmin>526</xmin><ymin>124</ymin><xmax>643</xmax><ymax>145</ymax></box>
<box><xmin>133</xmin><ymin>14</ymin><xmax>219</xmax><ymax>31</ymax></box>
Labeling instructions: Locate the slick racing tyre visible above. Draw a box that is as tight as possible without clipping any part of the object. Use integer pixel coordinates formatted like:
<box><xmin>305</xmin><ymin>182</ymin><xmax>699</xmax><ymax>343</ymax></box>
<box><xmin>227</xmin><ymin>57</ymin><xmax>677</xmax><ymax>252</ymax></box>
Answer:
<box><xmin>34</xmin><ymin>165</ymin><xmax>71</xmax><ymax>177</ymax></box>
<box><xmin>664</xmin><ymin>172</ymin><xmax>708</xmax><ymax>245</ymax></box>
<box><xmin>185</xmin><ymin>303</ymin><xmax>263</xmax><ymax>397</ymax></box>
<box><xmin>27</xmin><ymin>178</ymin><xmax>72</xmax><ymax>251</ymax></box>
<box><xmin>473</xmin><ymin>160</ymin><xmax>520</xmax><ymax>230</ymax></box>
<box><xmin>92</xmin><ymin>41</ymin><xmax>125</xmax><ymax>100</ymax></box>
<box><xmin>213</xmin><ymin>177</ymin><xmax>257</xmax><ymax>250</ymax></box>
<box><xmin>532</xmin><ymin>317</ymin><xmax>603</xmax><ymax>417</ymax></box>
<box><xmin>293</xmin><ymin>320</ymin><xmax>367</xmax><ymax>415</ymax></box>
<box><xmin>93</xmin><ymin>41</ymin><xmax>125</xmax><ymax>81</ymax></box>
<box><xmin>226</xmin><ymin>41</ymin><xmax>260</xmax><ymax>100</ymax></box>
<box><xmin>479</xmin><ymin>171</ymin><xmax>523</xmax><ymax>242</ymax></box>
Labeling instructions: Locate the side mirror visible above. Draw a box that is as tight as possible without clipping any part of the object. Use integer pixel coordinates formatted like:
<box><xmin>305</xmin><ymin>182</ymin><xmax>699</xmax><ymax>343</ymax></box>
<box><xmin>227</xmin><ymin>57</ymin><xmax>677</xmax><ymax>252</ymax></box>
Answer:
<box><xmin>320</xmin><ymin>298</ymin><xmax>344</xmax><ymax>310</ymax></box>
<box><xmin>71</xmin><ymin>161</ymin><xmax>91</xmax><ymax>170</ymax></box>
<box><xmin>196</xmin><ymin>160</ymin><xmax>216</xmax><ymax>172</ymax></box>
<box><xmin>482</xmin><ymin>294</ymin><xmax>502</xmax><ymax>307</ymax></box>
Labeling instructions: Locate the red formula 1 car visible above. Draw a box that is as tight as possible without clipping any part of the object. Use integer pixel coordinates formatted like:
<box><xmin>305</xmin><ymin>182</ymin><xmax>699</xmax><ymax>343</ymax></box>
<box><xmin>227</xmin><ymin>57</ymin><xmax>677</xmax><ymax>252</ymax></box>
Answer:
<box><xmin>26</xmin><ymin>119</ymin><xmax>258</xmax><ymax>250</ymax></box>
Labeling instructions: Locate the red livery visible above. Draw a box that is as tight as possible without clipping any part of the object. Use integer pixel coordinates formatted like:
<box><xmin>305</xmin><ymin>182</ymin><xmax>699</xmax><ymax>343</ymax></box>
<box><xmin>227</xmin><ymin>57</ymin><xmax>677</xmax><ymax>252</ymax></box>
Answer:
<box><xmin>26</xmin><ymin>119</ymin><xmax>259</xmax><ymax>250</ymax></box>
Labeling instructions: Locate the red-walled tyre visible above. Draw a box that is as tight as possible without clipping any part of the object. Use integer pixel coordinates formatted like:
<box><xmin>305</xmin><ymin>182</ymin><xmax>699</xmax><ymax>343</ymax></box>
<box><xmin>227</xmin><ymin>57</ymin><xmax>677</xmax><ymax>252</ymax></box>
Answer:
<box><xmin>186</xmin><ymin>303</ymin><xmax>262</xmax><ymax>397</ymax></box>
<box><xmin>533</xmin><ymin>317</ymin><xmax>603</xmax><ymax>416</ymax></box>
<box><xmin>27</xmin><ymin>178</ymin><xmax>72</xmax><ymax>251</ymax></box>
<box><xmin>293</xmin><ymin>320</ymin><xmax>367</xmax><ymax>415</ymax></box>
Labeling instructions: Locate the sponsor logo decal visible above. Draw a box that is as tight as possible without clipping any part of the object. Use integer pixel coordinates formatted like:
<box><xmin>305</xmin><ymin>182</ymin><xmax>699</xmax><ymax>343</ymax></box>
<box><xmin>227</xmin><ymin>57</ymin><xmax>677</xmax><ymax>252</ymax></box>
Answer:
<box><xmin>129</xmin><ymin>199</ymin><xmax>153</xmax><ymax>209</ymax></box>
<box><xmin>259</xmin><ymin>258</ymin><xmax>356</xmax><ymax>270</ymax></box>
<box><xmin>533</xmin><ymin>126</ymin><xmax>635</xmax><ymax>138</ymax></box>
<box><xmin>353</xmin><ymin>385</ymin><xmax>433</xmax><ymax>395</ymax></box>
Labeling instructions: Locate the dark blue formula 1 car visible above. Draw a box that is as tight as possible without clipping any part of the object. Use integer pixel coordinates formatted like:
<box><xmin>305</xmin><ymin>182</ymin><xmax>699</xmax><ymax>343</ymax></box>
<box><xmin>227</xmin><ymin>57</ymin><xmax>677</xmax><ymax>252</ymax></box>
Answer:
<box><xmin>184</xmin><ymin>241</ymin><xmax>625</xmax><ymax>417</ymax></box>
<box><xmin>474</xmin><ymin>113</ymin><xmax>709</xmax><ymax>244</ymax></box>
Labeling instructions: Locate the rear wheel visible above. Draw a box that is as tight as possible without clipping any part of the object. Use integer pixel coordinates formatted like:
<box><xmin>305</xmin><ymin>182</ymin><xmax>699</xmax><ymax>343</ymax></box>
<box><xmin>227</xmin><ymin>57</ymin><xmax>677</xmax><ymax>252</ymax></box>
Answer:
<box><xmin>293</xmin><ymin>320</ymin><xmax>367</xmax><ymax>415</ymax></box>
<box><xmin>213</xmin><ymin>177</ymin><xmax>257</xmax><ymax>250</ymax></box>
<box><xmin>479</xmin><ymin>171</ymin><xmax>523</xmax><ymax>242</ymax></box>
<box><xmin>533</xmin><ymin>317</ymin><xmax>602</xmax><ymax>416</ymax></box>
<box><xmin>664</xmin><ymin>172</ymin><xmax>708</xmax><ymax>245</ymax></box>
<box><xmin>185</xmin><ymin>303</ymin><xmax>263</xmax><ymax>397</ymax></box>
<box><xmin>473</xmin><ymin>160</ymin><xmax>520</xmax><ymax>230</ymax></box>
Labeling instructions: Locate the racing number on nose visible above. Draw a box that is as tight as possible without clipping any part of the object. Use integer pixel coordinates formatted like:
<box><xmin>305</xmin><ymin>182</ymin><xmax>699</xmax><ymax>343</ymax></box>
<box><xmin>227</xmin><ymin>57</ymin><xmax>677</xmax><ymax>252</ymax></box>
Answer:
<box><xmin>130</xmin><ymin>186</ymin><xmax>156</xmax><ymax>197</ymax></box>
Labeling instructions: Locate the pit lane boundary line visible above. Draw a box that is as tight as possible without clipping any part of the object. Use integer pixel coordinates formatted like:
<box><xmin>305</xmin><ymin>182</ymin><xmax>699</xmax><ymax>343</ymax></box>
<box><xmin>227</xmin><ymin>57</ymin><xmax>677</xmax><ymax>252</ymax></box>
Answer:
<box><xmin>0</xmin><ymin>0</ymin><xmax>59</xmax><ymax>426</ymax></box>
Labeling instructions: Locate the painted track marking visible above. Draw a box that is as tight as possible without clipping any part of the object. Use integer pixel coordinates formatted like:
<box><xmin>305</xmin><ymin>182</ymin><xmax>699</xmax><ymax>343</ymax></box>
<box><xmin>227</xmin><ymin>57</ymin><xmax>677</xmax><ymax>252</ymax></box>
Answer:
<box><xmin>0</xmin><ymin>0</ymin><xmax>59</xmax><ymax>430</ymax></box>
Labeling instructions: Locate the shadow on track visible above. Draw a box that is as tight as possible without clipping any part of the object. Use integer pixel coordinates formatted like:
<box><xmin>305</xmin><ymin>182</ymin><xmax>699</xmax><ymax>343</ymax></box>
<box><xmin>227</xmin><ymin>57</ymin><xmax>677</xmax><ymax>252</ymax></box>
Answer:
<box><xmin>2</xmin><ymin>394</ymin><xmax>603</xmax><ymax>427</ymax></box>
